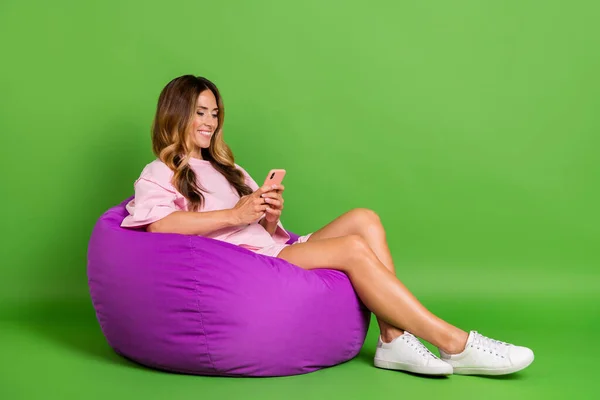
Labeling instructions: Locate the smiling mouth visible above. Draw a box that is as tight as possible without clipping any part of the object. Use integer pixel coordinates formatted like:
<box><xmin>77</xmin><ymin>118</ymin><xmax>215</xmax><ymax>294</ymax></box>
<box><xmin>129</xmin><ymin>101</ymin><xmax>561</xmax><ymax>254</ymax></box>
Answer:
<box><xmin>198</xmin><ymin>130</ymin><xmax>212</xmax><ymax>137</ymax></box>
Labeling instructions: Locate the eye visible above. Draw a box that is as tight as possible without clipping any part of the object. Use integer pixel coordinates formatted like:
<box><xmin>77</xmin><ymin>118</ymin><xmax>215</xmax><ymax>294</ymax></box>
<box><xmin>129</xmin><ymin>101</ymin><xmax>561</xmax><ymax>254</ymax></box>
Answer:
<box><xmin>196</xmin><ymin>112</ymin><xmax>204</xmax><ymax>116</ymax></box>
<box><xmin>211</xmin><ymin>114</ymin><xmax>218</xmax><ymax>118</ymax></box>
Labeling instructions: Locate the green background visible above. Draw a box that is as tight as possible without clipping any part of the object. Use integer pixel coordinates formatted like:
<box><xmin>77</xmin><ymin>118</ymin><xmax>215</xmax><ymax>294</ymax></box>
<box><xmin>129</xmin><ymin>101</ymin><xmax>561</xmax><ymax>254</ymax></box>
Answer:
<box><xmin>1</xmin><ymin>0</ymin><xmax>599</xmax><ymax>398</ymax></box>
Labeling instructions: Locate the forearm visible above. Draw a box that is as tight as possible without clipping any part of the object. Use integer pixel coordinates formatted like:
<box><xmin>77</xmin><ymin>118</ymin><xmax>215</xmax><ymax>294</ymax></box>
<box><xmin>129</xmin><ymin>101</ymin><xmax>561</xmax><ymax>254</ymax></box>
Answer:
<box><xmin>147</xmin><ymin>209</ymin><xmax>240</xmax><ymax>236</ymax></box>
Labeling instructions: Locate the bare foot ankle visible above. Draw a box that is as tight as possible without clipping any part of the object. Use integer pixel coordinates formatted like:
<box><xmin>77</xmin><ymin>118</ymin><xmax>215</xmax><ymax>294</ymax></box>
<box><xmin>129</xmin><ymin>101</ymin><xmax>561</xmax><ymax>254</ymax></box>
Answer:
<box><xmin>440</xmin><ymin>330</ymin><xmax>469</xmax><ymax>354</ymax></box>
<box><xmin>380</xmin><ymin>326</ymin><xmax>405</xmax><ymax>343</ymax></box>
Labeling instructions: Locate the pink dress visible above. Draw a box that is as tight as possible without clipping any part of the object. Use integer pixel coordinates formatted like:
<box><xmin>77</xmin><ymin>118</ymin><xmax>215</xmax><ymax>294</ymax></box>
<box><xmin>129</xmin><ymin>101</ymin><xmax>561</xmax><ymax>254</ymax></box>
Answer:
<box><xmin>121</xmin><ymin>157</ymin><xmax>311</xmax><ymax>257</ymax></box>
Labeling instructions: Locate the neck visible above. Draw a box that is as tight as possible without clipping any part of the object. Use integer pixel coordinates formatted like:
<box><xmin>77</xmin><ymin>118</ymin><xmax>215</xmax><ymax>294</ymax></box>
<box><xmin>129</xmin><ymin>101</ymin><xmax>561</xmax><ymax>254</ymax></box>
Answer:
<box><xmin>190</xmin><ymin>149</ymin><xmax>203</xmax><ymax>160</ymax></box>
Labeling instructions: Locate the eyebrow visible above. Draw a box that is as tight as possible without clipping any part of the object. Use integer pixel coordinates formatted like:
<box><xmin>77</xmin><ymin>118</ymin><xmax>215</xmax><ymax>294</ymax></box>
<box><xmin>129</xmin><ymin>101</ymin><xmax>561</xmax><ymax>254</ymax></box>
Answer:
<box><xmin>197</xmin><ymin>106</ymin><xmax>219</xmax><ymax>111</ymax></box>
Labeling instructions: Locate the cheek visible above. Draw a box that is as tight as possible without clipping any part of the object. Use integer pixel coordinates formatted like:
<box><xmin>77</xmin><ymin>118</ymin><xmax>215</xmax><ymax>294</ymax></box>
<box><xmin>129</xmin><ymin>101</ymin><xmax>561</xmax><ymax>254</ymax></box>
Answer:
<box><xmin>193</xmin><ymin>117</ymin><xmax>201</xmax><ymax>129</ymax></box>
<box><xmin>189</xmin><ymin>120</ymin><xmax>201</xmax><ymax>142</ymax></box>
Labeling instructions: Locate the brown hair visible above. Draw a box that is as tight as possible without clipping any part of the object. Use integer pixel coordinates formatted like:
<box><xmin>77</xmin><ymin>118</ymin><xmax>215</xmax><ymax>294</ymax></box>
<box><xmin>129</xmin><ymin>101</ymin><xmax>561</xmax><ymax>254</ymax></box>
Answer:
<box><xmin>151</xmin><ymin>75</ymin><xmax>253</xmax><ymax>211</ymax></box>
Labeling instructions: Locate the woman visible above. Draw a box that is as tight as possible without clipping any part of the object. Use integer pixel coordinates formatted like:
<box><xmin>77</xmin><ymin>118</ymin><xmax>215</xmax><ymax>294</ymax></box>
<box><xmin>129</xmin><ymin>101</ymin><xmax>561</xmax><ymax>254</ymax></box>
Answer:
<box><xmin>122</xmin><ymin>75</ymin><xmax>534</xmax><ymax>377</ymax></box>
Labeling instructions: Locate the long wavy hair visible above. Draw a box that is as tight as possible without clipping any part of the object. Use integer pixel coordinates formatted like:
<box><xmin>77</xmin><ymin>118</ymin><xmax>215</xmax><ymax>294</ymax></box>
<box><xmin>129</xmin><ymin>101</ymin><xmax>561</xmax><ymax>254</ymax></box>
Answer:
<box><xmin>151</xmin><ymin>75</ymin><xmax>253</xmax><ymax>211</ymax></box>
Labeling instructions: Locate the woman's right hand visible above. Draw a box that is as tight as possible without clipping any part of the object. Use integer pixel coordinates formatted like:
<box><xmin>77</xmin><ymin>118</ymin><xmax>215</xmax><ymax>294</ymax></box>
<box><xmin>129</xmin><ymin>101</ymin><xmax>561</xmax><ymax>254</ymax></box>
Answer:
<box><xmin>231</xmin><ymin>185</ymin><xmax>275</xmax><ymax>225</ymax></box>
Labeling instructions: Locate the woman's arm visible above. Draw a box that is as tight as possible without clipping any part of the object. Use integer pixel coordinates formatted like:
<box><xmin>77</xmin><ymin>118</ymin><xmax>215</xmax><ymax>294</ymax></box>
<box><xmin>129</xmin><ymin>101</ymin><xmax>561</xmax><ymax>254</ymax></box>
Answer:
<box><xmin>147</xmin><ymin>209</ymin><xmax>241</xmax><ymax>235</ymax></box>
<box><xmin>259</xmin><ymin>218</ymin><xmax>278</xmax><ymax>235</ymax></box>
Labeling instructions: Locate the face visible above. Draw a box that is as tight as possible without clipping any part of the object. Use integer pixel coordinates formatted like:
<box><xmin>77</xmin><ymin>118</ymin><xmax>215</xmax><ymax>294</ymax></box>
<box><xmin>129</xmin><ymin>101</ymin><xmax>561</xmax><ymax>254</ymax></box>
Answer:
<box><xmin>190</xmin><ymin>89</ymin><xmax>219</xmax><ymax>156</ymax></box>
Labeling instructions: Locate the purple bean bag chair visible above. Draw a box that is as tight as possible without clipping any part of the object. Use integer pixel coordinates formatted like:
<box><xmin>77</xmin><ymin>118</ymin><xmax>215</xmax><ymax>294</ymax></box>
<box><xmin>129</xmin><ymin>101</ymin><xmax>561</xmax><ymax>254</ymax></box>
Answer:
<box><xmin>87</xmin><ymin>198</ymin><xmax>371</xmax><ymax>377</ymax></box>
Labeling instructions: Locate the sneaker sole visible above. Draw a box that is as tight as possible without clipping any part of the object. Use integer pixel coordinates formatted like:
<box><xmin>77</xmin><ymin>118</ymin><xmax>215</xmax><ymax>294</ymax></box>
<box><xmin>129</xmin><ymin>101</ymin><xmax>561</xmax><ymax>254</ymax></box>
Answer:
<box><xmin>450</xmin><ymin>356</ymin><xmax>534</xmax><ymax>376</ymax></box>
<box><xmin>374</xmin><ymin>358</ymin><xmax>453</xmax><ymax>376</ymax></box>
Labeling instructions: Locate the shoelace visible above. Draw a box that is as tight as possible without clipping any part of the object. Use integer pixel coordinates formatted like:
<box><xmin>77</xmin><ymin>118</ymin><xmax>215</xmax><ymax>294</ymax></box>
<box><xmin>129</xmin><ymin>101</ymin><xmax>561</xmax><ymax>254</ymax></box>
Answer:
<box><xmin>471</xmin><ymin>331</ymin><xmax>511</xmax><ymax>358</ymax></box>
<box><xmin>402</xmin><ymin>332</ymin><xmax>438</xmax><ymax>359</ymax></box>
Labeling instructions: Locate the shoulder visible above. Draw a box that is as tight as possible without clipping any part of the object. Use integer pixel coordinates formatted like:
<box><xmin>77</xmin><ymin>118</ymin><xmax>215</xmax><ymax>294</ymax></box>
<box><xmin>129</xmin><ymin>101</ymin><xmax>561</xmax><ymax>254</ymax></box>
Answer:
<box><xmin>234</xmin><ymin>163</ymin><xmax>253</xmax><ymax>181</ymax></box>
<box><xmin>136</xmin><ymin>159</ymin><xmax>178</xmax><ymax>193</ymax></box>
<box><xmin>234</xmin><ymin>163</ymin><xmax>247</xmax><ymax>174</ymax></box>
<box><xmin>234</xmin><ymin>163</ymin><xmax>261</xmax><ymax>190</ymax></box>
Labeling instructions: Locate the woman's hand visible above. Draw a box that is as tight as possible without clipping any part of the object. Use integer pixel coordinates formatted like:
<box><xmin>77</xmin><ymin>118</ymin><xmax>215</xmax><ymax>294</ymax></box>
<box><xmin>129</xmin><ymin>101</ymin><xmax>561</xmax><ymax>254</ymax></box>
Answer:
<box><xmin>231</xmin><ymin>185</ymin><xmax>274</xmax><ymax>225</ymax></box>
<box><xmin>260</xmin><ymin>184</ymin><xmax>285</xmax><ymax>223</ymax></box>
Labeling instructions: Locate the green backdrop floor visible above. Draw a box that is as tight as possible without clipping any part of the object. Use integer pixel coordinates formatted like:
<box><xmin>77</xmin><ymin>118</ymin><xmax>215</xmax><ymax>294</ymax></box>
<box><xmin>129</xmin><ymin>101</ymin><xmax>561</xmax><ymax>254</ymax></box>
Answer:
<box><xmin>1</xmin><ymin>293</ymin><xmax>597</xmax><ymax>399</ymax></box>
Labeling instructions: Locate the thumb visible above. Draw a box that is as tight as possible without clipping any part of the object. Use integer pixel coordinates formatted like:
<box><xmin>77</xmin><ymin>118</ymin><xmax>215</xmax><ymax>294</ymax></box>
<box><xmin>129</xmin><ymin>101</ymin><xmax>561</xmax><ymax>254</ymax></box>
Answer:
<box><xmin>256</xmin><ymin>185</ymin><xmax>272</xmax><ymax>197</ymax></box>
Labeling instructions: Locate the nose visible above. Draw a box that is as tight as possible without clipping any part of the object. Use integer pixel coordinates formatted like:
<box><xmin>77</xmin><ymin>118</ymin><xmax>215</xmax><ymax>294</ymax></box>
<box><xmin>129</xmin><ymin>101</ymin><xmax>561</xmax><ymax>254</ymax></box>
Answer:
<box><xmin>201</xmin><ymin>115</ymin><xmax>214</xmax><ymax>129</ymax></box>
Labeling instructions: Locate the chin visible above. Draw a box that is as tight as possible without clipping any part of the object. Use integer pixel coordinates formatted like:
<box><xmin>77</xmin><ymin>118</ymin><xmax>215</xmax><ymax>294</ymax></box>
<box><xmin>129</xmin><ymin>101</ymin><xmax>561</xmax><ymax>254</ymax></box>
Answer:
<box><xmin>193</xmin><ymin>139</ymin><xmax>211</xmax><ymax>149</ymax></box>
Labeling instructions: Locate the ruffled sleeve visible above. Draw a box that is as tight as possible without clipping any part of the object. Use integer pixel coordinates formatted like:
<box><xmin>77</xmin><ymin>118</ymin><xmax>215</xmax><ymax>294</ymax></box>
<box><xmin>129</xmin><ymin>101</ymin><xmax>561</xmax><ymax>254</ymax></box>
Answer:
<box><xmin>121</xmin><ymin>163</ymin><xmax>185</xmax><ymax>228</ymax></box>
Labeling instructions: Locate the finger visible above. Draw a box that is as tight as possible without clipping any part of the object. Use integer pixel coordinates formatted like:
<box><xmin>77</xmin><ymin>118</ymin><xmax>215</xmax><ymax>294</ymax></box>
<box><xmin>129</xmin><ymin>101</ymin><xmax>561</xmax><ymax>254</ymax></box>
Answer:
<box><xmin>263</xmin><ymin>198</ymin><xmax>281</xmax><ymax>208</ymax></box>
<box><xmin>265</xmin><ymin>207</ymin><xmax>281</xmax><ymax>216</ymax></box>
<box><xmin>260</xmin><ymin>192</ymin><xmax>279</xmax><ymax>199</ymax></box>
<box><xmin>263</xmin><ymin>190</ymin><xmax>284</xmax><ymax>199</ymax></box>
<box><xmin>257</xmin><ymin>194</ymin><xmax>273</xmax><ymax>204</ymax></box>
<box><xmin>269</xmin><ymin>184</ymin><xmax>285</xmax><ymax>192</ymax></box>
<box><xmin>256</xmin><ymin>185</ymin><xmax>274</xmax><ymax>197</ymax></box>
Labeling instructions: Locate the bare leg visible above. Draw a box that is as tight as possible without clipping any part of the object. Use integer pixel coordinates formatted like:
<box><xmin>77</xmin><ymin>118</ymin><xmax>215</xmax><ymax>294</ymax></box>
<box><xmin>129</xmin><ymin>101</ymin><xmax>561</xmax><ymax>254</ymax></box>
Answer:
<box><xmin>278</xmin><ymin>221</ymin><xmax>468</xmax><ymax>354</ymax></box>
<box><xmin>307</xmin><ymin>208</ymin><xmax>404</xmax><ymax>342</ymax></box>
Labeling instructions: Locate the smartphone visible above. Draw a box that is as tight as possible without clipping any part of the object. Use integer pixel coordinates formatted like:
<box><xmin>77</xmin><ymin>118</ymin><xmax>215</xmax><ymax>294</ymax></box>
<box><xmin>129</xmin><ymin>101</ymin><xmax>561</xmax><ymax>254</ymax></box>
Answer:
<box><xmin>263</xmin><ymin>169</ymin><xmax>286</xmax><ymax>188</ymax></box>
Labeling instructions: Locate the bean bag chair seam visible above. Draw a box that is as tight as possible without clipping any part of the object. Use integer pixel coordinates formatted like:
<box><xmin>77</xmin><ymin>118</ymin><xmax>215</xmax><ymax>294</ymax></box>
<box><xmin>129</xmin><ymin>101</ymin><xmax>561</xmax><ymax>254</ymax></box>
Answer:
<box><xmin>350</xmin><ymin>320</ymin><xmax>366</xmax><ymax>359</ymax></box>
<box><xmin>188</xmin><ymin>235</ymin><xmax>218</xmax><ymax>374</ymax></box>
<box><xmin>89</xmin><ymin>277</ymin><xmax>110</xmax><ymax>350</ymax></box>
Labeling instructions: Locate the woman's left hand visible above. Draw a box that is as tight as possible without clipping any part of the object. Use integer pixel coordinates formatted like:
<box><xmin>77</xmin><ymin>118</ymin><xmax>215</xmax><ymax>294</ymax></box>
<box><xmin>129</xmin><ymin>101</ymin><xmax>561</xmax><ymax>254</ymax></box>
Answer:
<box><xmin>261</xmin><ymin>184</ymin><xmax>285</xmax><ymax>223</ymax></box>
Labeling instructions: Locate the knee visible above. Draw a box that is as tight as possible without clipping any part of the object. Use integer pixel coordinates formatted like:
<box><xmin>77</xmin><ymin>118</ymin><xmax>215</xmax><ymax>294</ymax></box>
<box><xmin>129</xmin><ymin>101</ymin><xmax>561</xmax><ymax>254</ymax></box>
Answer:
<box><xmin>343</xmin><ymin>234</ymin><xmax>373</xmax><ymax>264</ymax></box>
<box><xmin>350</xmin><ymin>208</ymin><xmax>381</xmax><ymax>226</ymax></box>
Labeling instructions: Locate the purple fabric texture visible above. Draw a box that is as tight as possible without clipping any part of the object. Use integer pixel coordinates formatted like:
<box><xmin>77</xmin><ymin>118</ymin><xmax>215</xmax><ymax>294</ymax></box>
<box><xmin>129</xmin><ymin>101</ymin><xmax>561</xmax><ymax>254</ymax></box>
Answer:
<box><xmin>87</xmin><ymin>198</ymin><xmax>371</xmax><ymax>377</ymax></box>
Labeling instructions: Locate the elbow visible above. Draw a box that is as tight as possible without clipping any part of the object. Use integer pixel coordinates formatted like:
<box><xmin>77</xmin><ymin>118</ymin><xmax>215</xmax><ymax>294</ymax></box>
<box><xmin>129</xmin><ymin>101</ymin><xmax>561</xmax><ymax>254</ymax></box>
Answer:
<box><xmin>146</xmin><ymin>221</ymin><xmax>162</xmax><ymax>233</ymax></box>
<box><xmin>146</xmin><ymin>213</ymin><xmax>180</xmax><ymax>234</ymax></box>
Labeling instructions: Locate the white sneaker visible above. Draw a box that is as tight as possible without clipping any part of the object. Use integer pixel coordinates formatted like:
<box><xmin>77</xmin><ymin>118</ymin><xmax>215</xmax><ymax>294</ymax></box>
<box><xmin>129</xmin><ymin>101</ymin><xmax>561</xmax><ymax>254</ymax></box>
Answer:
<box><xmin>439</xmin><ymin>331</ymin><xmax>534</xmax><ymax>375</ymax></box>
<box><xmin>374</xmin><ymin>332</ymin><xmax>453</xmax><ymax>375</ymax></box>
